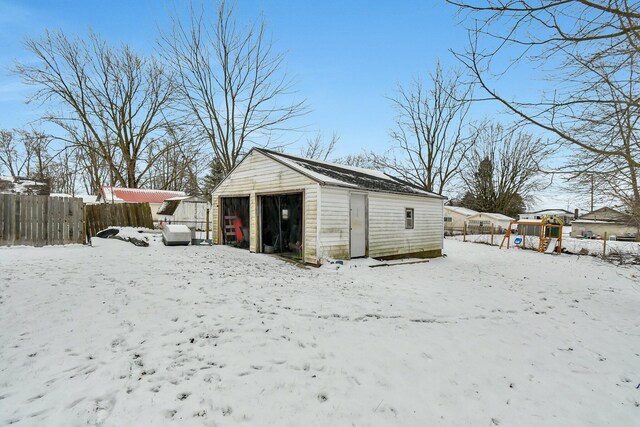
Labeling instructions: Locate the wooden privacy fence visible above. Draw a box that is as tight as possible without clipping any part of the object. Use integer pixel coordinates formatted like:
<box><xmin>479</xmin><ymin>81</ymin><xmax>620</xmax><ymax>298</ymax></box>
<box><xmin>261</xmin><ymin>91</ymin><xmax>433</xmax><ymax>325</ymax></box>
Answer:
<box><xmin>84</xmin><ymin>202</ymin><xmax>154</xmax><ymax>241</ymax></box>
<box><xmin>0</xmin><ymin>194</ymin><xmax>84</xmax><ymax>246</ymax></box>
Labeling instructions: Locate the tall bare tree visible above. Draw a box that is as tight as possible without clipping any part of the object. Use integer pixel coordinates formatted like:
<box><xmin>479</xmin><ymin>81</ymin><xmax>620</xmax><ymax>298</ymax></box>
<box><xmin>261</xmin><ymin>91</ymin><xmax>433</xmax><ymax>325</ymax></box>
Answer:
<box><xmin>450</xmin><ymin>0</ymin><xmax>640</xmax><ymax>214</ymax></box>
<box><xmin>459</xmin><ymin>124</ymin><xmax>551</xmax><ymax>217</ymax></box>
<box><xmin>160</xmin><ymin>1</ymin><xmax>307</xmax><ymax>175</ymax></box>
<box><xmin>376</xmin><ymin>62</ymin><xmax>477</xmax><ymax>195</ymax></box>
<box><xmin>15</xmin><ymin>30</ymin><xmax>176</xmax><ymax>189</ymax></box>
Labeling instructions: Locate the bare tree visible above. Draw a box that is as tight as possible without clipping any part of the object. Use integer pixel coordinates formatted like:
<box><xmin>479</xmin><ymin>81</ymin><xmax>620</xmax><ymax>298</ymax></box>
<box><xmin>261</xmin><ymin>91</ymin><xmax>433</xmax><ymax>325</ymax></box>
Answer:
<box><xmin>377</xmin><ymin>62</ymin><xmax>477</xmax><ymax>195</ymax></box>
<box><xmin>15</xmin><ymin>30</ymin><xmax>177</xmax><ymax>189</ymax></box>
<box><xmin>160</xmin><ymin>1</ymin><xmax>307</xmax><ymax>175</ymax></box>
<box><xmin>0</xmin><ymin>130</ymin><xmax>20</xmax><ymax>177</ymax></box>
<box><xmin>145</xmin><ymin>125</ymin><xmax>206</xmax><ymax>193</ymax></box>
<box><xmin>459</xmin><ymin>124</ymin><xmax>551</xmax><ymax>217</ymax></box>
<box><xmin>0</xmin><ymin>128</ymin><xmax>54</xmax><ymax>180</ymax></box>
<box><xmin>300</xmin><ymin>131</ymin><xmax>339</xmax><ymax>161</ymax></box>
<box><xmin>450</xmin><ymin>0</ymin><xmax>640</xmax><ymax>213</ymax></box>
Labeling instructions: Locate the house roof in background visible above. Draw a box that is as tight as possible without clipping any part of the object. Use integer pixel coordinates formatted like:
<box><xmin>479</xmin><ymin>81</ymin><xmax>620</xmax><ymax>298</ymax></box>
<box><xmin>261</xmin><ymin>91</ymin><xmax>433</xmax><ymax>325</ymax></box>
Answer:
<box><xmin>578</xmin><ymin>207</ymin><xmax>628</xmax><ymax>222</ymax></box>
<box><xmin>254</xmin><ymin>148</ymin><xmax>443</xmax><ymax>198</ymax></box>
<box><xmin>79</xmin><ymin>195</ymin><xmax>99</xmax><ymax>204</ymax></box>
<box><xmin>468</xmin><ymin>212</ymin><xmax>515</xmax><ymax>221</ymax></box>
<box><xmin>157</xmin><ymin>195</ymin><xmax>208</xmax><ymax>216</ymax></box>
<box><xmin>157</xmin><ymin>200</ymin><xmax>181</xmax><ymax>216</ymax></box>
<box><xmin>99</xmin><ymin>186</ymin><xmax>186</xmax><ymax>203</ymax></box>
<box><xmin>524</xmin><ymin>208</ymin><xmax>574</xmax><ymax>215</ymax></box>
<box><xmin>444</xmin><ymin>205</ymin><xmax>478</xmax><ymax>216</ymax></box>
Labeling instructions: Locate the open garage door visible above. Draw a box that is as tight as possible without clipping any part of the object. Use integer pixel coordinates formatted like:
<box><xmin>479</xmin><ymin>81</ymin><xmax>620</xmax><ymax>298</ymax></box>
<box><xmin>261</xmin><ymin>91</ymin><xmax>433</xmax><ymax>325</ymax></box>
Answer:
<box><xmin>259</xmin><ymin>193</ymin><xmax>303</xmax><ymax>260</ymax></box>
<box><xmin>221</xmin><ymin>197</ymin><xmax>250</xmax><ymax>249</ymax></box>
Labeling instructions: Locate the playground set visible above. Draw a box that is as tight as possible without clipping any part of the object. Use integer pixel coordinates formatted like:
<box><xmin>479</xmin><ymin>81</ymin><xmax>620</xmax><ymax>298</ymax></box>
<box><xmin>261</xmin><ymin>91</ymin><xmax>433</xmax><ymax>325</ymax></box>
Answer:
<box><xmin>499</xmin><ymin>215</ymin><xmax>564</xmax><ymax>254</ymax></box>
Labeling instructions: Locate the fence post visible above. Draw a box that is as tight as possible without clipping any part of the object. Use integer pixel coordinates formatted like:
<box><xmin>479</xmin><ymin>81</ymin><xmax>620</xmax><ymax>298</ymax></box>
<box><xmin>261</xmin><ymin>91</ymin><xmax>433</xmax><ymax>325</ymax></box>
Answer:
<box><xmin>491</xmin><ymin>224</ymin><xmax>494</xmax><ymax>245</ymax></box>
<box><xmin>82</xmin><ymin>204</ymin><xmax>87</xmax><ymax>244</ymax></box>
<box><xmin>463</xmin><ymin>222</ymin><xmax>467</xmax><ymax>242</ymax></box>
<box><xmin>205</xmin><ymin>208</ymin><xmax>210</xmax><ymax>242</ymax></box>
<box><xmin>603</xmin><ymin>232</ymin><xmax>607</xmax><ymax>257</ymax></box>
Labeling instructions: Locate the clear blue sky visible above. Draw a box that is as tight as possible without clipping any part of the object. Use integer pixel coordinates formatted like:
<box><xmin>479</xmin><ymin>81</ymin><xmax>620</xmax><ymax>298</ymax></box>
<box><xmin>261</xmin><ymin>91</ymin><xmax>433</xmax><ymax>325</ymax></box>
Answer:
<box><xmin>0</xmin><ymin>0</ymin><xmax>578</xmax><ymax>209</ymax></box>
<box><xmin>0</xmin><ymin>0</ymin><xmax>492</xmax><ymax>156</ymax></box>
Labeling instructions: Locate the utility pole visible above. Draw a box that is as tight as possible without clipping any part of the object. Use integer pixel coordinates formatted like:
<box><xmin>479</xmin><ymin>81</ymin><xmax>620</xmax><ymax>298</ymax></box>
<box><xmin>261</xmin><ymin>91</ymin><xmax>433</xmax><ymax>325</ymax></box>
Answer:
<box><xmin>590</xmin><ymin>175</ymin><xmax>594</xmax><ymax>212</ymax></box>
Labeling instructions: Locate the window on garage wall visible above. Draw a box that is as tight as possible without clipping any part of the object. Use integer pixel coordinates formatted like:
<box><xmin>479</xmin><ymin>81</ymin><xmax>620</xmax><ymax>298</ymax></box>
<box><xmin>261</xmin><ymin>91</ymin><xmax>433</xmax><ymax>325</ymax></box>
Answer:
<box><xmin>405</xmin><ymin>208</ymin><xmax>414</xmax><ymax>229</ymax></box>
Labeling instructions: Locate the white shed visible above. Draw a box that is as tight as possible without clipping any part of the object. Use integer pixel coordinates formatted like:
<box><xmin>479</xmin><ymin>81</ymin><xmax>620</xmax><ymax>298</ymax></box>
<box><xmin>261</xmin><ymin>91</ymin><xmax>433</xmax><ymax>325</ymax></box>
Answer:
<box><xmin>444</xmin><ymin>205</ymin><xmax>478</xmax><ymax>233</ymax></box>
<box><xmin>157</xmin><ymin>195</ymin><xmax>209</xmax><ymax>231</ymax></box>
<box><xmin>466</xmin><ymin>212</ymin><xmax>515</xmax><ymax>233</ymax></box>
<box><xmin>212</xmin><ymin>148</ymin><xmax>445</xmax><ymax>264</ymax></box>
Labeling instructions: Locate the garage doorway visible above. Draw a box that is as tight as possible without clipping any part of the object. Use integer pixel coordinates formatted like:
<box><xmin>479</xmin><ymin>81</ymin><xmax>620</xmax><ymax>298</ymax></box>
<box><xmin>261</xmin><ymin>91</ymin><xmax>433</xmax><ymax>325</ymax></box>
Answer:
<box><xmin>259</xmin><ymin>193</ymin><xmax>303</xmax><ymax>260</ymax></box>
<box><xmin>221</xmin><ymin>197</ymin><xmax>250</xmax><ymax>249</ymax></box>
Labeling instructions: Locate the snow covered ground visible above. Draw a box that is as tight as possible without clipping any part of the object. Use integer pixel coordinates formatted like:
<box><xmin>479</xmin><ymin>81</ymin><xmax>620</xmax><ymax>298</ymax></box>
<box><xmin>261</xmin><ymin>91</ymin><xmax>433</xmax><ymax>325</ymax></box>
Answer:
<box><xmin>458</xmin><ymin>233</ymin><xmax>640</xmax><ymax>257</ymax></box>
<box><xmin>1</xmin><ymin>236</ymin><xmax>639</xmax><ymax>426</ymax></box>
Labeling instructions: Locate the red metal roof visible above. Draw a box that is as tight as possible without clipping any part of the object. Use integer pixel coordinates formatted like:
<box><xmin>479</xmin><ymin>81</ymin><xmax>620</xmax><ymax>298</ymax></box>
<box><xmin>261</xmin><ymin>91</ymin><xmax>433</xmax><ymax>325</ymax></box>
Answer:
<box><xmin>100</xmin><ymin>186</ymin><xmax>186</xmax><ymax>203</ymax></box>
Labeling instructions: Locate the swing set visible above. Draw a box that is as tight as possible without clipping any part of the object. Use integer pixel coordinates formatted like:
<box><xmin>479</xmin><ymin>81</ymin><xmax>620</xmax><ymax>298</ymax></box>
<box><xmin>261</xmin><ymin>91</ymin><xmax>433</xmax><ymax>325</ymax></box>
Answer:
<box><xmin>499</xmin><ymin>215</ymin><xmax>564</xmax><ymax>254</ymax></box>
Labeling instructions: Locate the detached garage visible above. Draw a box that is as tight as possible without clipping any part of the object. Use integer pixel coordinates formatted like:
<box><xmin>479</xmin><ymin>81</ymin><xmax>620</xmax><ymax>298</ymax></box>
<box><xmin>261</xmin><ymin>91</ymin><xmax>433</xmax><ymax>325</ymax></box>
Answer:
<box><xmin>212</xmin><ymin>148</ymin><xmax>444</xmax><ymax>264</ymax></box>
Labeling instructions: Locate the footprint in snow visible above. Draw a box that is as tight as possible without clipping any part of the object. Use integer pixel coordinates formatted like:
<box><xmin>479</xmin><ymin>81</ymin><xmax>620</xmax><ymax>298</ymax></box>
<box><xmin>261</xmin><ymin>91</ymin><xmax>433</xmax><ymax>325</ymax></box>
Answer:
<box><xmin>177</xmin><ymin>392</ymin><xmax>191</xmax><ymax>401</ymax></box>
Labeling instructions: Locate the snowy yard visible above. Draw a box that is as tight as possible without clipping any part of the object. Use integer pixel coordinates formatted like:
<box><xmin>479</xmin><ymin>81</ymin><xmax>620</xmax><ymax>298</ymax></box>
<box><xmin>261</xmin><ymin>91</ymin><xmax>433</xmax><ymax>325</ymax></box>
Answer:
<box><xmin>1</xmin><ymin>236</ymin><xmax>639</xmax><ymax>426</ymax></box>
<box><xmin>458</xmin><ymin>233</ymin><xmax>640</xmax><ymax>258</ymax></box>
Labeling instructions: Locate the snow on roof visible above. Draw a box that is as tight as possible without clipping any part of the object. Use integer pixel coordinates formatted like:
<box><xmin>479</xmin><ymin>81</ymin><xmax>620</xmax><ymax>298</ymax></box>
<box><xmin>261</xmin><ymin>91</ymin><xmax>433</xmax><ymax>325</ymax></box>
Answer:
<box><xmin>469</xmin><ymin>212</ymin><xmax>515</xmax><ymax>221</ymax></box>
<box><xmin>157</xmin><ymin>195</ymin><xmax>208</xmax><ymax>216</ymax></box>
<box><xmin>256</xmin><ymin>148</ymin><xmax>443</xmax><ymax>198</ymax></box>
<box><xmin>79</xmin><ymin>195</ymin><xmax>98</xmax><ymax>204</ymax></box>
<box><xmin>157</xmin><ymin>200</ymin><xmax>181</xmax><ymax>216</ymax></box>
<box><xmin>0</xmin><ymin>176</ymin><xmax>50</xmax><ymax>195</ymax></box>
<box><xmin>444</xmin><ymin>205</ymin><xmax>478</xmax><ymax>216</ymax></box>
<box><xmin>485</xmin><ymin>213</ymin><xmax>516</xmax><ymax>221</ymax></box>
<box><xmin>164</xmin><ymin>195</ymin><xmax>208</xmax><ymax>202</ymax></box>
<box><xmin>100</xmin><ymin>186</ymin><xmax>186</xmax><ymax>203</ymax></box>
<box><xmin>524</xmin><ymin>208</ymin><xmax>573</xmax><ymax>215</ymax></box>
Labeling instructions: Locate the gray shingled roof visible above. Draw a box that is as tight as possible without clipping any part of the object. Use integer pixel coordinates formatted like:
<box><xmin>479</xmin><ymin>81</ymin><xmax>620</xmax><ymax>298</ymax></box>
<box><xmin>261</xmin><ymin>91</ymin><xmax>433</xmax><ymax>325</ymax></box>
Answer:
<box><xmin>256</xmin><ymin>149</ymin><xmax>442</xmax><ymax>198</ymax></box>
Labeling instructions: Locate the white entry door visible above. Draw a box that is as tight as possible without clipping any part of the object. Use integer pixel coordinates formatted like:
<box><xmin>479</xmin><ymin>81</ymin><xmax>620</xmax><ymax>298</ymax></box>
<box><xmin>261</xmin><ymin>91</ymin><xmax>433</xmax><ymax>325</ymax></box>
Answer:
<box><xmin>350</xmin><ymin>194</ymin><xmax>367</xmax><ymax>258</ymax></box>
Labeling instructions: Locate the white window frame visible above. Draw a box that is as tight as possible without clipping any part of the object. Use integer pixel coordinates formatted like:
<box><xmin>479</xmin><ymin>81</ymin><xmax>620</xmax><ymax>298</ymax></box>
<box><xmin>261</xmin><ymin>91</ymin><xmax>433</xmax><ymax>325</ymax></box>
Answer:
<box><xmin>405</xmin><ymin>208</ymin><xmax>414</xmax><ymax>229</ymax></box>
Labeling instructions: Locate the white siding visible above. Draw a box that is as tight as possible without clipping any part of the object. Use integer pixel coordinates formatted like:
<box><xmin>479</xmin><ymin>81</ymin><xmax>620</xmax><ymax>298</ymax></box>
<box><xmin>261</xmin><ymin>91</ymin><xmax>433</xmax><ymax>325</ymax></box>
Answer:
<box><xmin>466</xmin><ymin>213</ymin><xmax>513</xmax><ymax>231</ymax></box>
<box><xmin>317</xmin><ymin>186</ymin><xmax>443</xmax><ymax>261</ymax></box>
<box><xmin>317</xmin><ymin>186</ymin><xmax>350</xmax><ymax>260</ymax></box>
<box><xmin>164</xmin><ymin>200</ymin><xmax>209</xmax><ymax>229</ymax></box>
<box><xmin>368</xmin><ymin>192</ymin><xmax>443</xmax><ymax>257</ymax></box>
<box><xmin>212</xmin><ymin>151</ymin><xmax>319</xmax><ymax>264</ymax></box>
<box><xmin>443</xmin><ymin>207</ymin><xmax>470</xmax><ymax>230</ymax></box>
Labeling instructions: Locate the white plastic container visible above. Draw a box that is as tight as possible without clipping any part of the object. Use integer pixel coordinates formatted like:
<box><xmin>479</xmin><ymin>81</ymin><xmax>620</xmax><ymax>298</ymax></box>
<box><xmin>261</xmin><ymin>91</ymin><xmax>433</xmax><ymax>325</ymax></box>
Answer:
<box><xmin>162</xmin><ymin>224</ymin><xmax>191</xmax><ymax>246</ymax></box>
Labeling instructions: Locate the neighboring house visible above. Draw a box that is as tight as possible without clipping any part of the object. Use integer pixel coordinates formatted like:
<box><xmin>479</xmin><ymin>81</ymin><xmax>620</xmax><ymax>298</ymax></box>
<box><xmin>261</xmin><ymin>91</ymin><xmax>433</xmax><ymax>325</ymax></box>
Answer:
<box><xmin>0</xmin><ymin>176</ymin><xmax>50</xmax><ymax>196</ymax></box>
<box><xmin>157</xmin><ymin>195</ymin><xmax>209</xmax><ymax>230</ymax></box>
<box><xmin>519</xmin><ymin>208</ymin><xmax>576</xmax><ymax>225</ymax></box>
<box><xmin>212</xmin><ymin>148</ymin><xmax>445</xmax><ymax>264</ymax></box>
<box><xmin>50</xmin><ymin>193</ymin><xmax>97</xmax><ymax>203</ymax></box>
<box><xmin>571</xmin><ymin>207</ymin><xmax>637</xmax><ymax>241</ymax></box>
<box><xmin>97</xmin><ymin>186</ymin><xmax>186</xmax><ymax>221</ymax></box>
<box><xmin>466</xmin><ymin>212</ymin><xmax>515</xmax><ymax>233</ymax></box>
<box><xmin>444</xmin><ymin>205</ymin><xmax>478</xmax><ymax>232</ymax></box>
<box><xmin>78</xmin><ymin>195</ymin><xmax>99</xmax><ymax>205</ymax></box>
